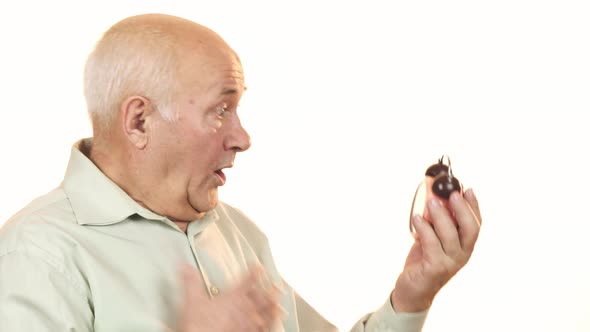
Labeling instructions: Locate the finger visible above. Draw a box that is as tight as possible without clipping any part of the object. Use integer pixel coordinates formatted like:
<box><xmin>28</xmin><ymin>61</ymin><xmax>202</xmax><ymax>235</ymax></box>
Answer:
<box><xmin>227</xmin><ymin>267</ymin><xmax>268</xmax><ymax>308</ymax></box>
<box><xmin>233</xmin><ymin>265</ymin><xmax>266</xmax><ymax>295</ymax></box>
<box><xmin>464</xmin><ymin>188</ymin><xmax>482</xmax><ymax>224</ymax></box>
<box><xmin>426</xmin><ymin>198</ymin><xmax>462</xmax><ymax>258</ymax></box>
<box><xmin>233</xmin><ymin>266</ymin><xmax>271</xmax><ymax>305</ymax></box>
<box><xmin>246</xmin><ymin>280</ymin><xmax>280</xmax><ymax>310</ymax></box>
<box><xmin>249</xmin><ymin>284</ymin><xmax>284</xmax><ymax>327</ymax></box>
<box><xmin>412</xmin><ymin>214</ymin><xmax>445</xmax><ymax>263</ymax></box>
<box><xmin>245</xmin><ymin>312</ymin><xmax>268</xmax><ymax>332</ymax></box>
<box><xmin>234</xmin><ymin>267</ymin><xmax>285</xmax><ymax>329</ymax></box>
<box><xmin>262</xmin><ymin>286</ymin><xmax>287</xmax><ymax>327</ymax></box>
<box><xmin>449</xmin><ymin>191</ymin><xmax>480</xmax><ymax>252</ymax></box>
<box><xmin>230</xmin><ymin>307</ymin><xmax>266</xmax><ymax>332</ymax></box>
<box><xmin>236</xmin><ymin>281</ymin><xmax>282</xmax><ymax>331</ymax></box>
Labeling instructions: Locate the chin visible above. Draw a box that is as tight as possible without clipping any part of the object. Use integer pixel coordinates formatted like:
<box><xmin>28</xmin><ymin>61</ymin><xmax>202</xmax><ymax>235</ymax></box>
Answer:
<box><xmin>190</xmin><ymin>189</ymin><xmax>219</xmax><ymax>213</ymax></box>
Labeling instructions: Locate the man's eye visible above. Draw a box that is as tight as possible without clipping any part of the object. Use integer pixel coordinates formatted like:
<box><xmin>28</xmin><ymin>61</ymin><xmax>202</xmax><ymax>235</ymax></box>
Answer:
<box><xmin>215</xmin><ymin>106</ymin><xmax>227</xmax><ymax>117</ymax></box>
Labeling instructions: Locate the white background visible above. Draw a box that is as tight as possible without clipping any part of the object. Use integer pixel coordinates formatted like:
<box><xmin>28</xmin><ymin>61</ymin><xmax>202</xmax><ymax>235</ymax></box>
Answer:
<box><xmin>1</xmin><ymin>1</ymin><xmax>589</xmax><ymax>331</ymax></box>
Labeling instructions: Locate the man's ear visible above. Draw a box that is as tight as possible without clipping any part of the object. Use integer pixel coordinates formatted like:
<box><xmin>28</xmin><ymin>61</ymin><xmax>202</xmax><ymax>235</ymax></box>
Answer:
<box><xmin>120</xmin><ymin>96</ymin><xmax>154</xmax><ymax>149</ymax></box>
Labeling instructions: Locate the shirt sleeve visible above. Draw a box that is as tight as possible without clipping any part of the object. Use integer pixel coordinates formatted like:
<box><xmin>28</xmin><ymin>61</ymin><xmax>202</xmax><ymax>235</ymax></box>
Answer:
<box><xmin>352</xmin><ymin>297</ymin><xmax>429</xmax><ymax>332</ymax></box>
<box><xmin>0</xmin><ymin>249</ymin><xmax>94</xmax><ymax>331</ymax></box>
<box><xmin>294</xmin><ymin>290</ymin><xmax>428</xmax><ymax>332</ymax></box>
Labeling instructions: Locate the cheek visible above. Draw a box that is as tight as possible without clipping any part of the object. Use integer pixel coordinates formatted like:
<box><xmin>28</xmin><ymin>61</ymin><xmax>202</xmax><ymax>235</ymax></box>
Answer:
<box><xmin>185</xmin><ymin>138</ymin><xmax>222</xmax><ymax>177</ymax></box>
<box><xmin>172</xmin><ymin>116</ymin><xmax>225</xmax><ymax>176</ymax></box>
<box><xmin>197</xmin><ymin>109</ymin><xmax>220</xmax><ymax>130</ymax></box>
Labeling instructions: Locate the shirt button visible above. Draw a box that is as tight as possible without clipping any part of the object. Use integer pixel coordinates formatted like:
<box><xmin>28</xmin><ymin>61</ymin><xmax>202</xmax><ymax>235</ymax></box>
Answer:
<box><xmin>210</xmin><ymin>285</ymin><xmax>220</xmax><ymax>296</ymax></box>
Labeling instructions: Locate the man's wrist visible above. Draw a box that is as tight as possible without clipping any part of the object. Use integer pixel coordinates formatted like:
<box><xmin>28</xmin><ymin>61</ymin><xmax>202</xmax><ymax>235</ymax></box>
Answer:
<box><xmin>390</xmin><ymin>289</ymin><xmax>432</xmax><ymax>313</ymax></box>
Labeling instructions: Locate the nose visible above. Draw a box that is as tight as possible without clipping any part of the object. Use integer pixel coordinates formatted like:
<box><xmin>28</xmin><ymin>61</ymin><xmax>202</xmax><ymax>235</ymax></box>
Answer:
<box><xmin>225</xmin><ymin>115</ymin><xmax>251</xmax><ymax>152</ymax></box>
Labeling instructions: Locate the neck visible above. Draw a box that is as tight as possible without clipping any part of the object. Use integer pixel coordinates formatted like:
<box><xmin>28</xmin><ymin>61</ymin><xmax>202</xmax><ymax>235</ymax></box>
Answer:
<box><xmin>86</xmin><ymin>138</ymin><xmax>202</xmax><ymax>232</ymax></box>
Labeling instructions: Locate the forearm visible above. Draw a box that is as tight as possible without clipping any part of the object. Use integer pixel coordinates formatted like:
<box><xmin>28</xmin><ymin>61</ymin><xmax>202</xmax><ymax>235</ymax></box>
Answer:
<box><xmin>349</xmin><ymin>296</ymin><xmax>429</xmax><ymax>332</ymax></box>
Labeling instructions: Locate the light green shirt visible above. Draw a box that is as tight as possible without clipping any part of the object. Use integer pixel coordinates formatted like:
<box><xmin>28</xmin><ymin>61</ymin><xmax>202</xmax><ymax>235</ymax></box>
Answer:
<box><xmin>0</xmin><ymin>139</ymin><xmax>428</xmax><ymax>332</ymax></box>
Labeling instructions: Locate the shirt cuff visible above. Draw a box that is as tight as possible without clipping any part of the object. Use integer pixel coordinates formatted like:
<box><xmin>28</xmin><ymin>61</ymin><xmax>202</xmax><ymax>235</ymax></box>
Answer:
<box><xmin>363</xmin><ymin>297</ymin><xmax>429</xmax><ymax>332</ymax></box>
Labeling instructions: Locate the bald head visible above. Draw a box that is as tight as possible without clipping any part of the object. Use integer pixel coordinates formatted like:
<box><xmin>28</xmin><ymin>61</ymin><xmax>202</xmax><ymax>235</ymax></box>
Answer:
<box><xmin>110</xmin><ymin>14</ymin><xmax>231</xmax><ymax>54</ymax></box>
<box><xmin>84</xmin><ymin>14</ymin><xmax>237</xmax><ymax>136</ymax></box>
<box><xmin>83</xmin><ymin>14</ymin><xmax>249</xmax><ymax>224</ymax></box>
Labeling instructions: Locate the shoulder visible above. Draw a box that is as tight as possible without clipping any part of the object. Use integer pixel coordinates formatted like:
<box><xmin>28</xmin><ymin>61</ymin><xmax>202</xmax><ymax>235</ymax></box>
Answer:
<box><xmin>0</xmin><ymin>186</ymin><xmax>78</xmax><ymax>257</ymax></box>
<box><xmin>0</xmin><ymin>186</ymin><xmax>94</xmax><ymax>295</ymax></box>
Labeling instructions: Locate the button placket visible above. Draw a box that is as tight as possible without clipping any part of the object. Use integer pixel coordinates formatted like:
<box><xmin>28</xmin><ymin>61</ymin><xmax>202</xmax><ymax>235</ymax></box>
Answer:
<box><xmin>185</xmin><ymin>211</ymin><xmax>225</xmax><ymax>299</ymax></box>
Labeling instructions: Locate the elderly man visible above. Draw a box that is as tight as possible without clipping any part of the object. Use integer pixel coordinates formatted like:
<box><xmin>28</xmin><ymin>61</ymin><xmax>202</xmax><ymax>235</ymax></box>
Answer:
<box><xmin>0</xmin><ymin>14</ymin><xmax>482</xmax><ymax>332</ymax></box>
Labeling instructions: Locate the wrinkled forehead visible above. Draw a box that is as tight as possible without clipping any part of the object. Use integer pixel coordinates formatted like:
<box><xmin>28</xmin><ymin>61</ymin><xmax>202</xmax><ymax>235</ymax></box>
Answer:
<box><xmin>177</xmin><ymin>39</ymin><xmax>245</xmax><ymax>95</ymax></box>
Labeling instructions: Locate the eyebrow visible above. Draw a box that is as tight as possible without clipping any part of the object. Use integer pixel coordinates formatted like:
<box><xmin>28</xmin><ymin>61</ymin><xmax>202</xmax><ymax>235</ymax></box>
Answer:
<box><xmin>221</xmin><ymin>85</ymin><xmax>248</xmax><ymax>96</ymax></box>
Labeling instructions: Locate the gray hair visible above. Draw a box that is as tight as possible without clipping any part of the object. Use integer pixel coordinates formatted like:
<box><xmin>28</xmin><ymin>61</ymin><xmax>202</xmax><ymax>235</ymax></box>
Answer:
<box><xmin>84</xmin><ymin>22</ymin><xmax>179</xmax><ymax>132</ymax></box>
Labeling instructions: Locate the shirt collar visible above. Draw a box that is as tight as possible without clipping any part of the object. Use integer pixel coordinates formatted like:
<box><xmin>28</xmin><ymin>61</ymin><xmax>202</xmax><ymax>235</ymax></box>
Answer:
<box><xmin>63</xmin><ymin>138</ymin><xmax>219</xmax><ymax>228</ymax></box>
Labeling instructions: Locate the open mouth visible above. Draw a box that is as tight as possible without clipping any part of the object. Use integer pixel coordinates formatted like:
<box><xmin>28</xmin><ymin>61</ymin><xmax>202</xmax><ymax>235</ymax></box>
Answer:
<box><xmin>214</xmin><ymin>169</ymin><xmax>226</xmax><ymax>185</ymax></box>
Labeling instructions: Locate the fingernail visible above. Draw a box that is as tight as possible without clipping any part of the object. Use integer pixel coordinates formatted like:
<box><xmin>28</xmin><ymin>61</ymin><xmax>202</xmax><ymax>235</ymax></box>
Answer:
<box><xmin>428</xmin><ymin>199</ymin><xmax>442</xmax><ymax>208</ymax></box>
<box><xmin>411</xmin><ymin>216</ymin><xmax>422</xmax><ymax>239</ymax></box>
<box><xmin>466</xmin><ymin>188</ymin><xmax>475</xmax><ymax>199</ymax></box>
<box><xmin>412</xmin><ymin>214</ymin><xmax>422</xmax><ymax>224</ymax></box>
<box><xmin>412</xmin><ymin>215</ymin><xmax>424</xmax><ymax>230</ymax></box>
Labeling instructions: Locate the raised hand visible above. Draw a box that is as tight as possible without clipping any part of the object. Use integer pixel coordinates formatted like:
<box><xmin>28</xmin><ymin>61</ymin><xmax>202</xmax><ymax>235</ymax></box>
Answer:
<box><xmin>392</xmin><ymin>188</ymin><xmax>482</xmax><ymax>312</ymax></box>
<box><xmin>179</xmin><ymin>265</ymin><xmax>285</xmax><ymax>332</ymax></box>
